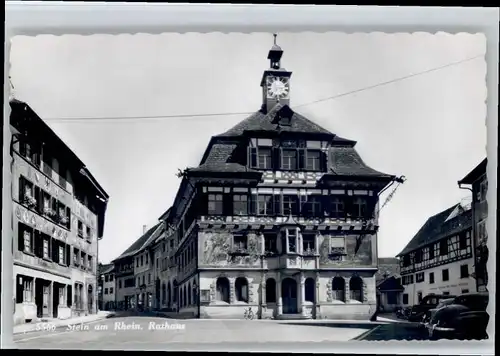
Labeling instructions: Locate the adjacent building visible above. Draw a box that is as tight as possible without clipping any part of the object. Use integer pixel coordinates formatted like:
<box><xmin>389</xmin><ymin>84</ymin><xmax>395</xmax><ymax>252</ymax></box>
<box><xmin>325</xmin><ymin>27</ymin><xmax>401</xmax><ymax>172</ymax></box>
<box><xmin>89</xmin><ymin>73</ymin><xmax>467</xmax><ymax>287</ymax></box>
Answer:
<box><xmin>376</xmin><ymin>257</ymin><xmax>403</xmax><ymax>312</ymax></box>
<box><xmin>396</xmin><ymin>200</ymin><xmax>475</xmax><ymax>307</ymax></box>
<box><xmin>458</xmin><ymin>158</ymin><xmax>488</xmax><ymax>292</ymax></box>
<box><xmin>98</xmin><ymin>263</ymin><xmax>116</xmax><ymax>311</ymax></box>
<box><xmin>112</xmin><ymin>223</ymin><xmax>162</xmax><ymax>310</ymax></box>
<box><xmin>150</xmin><ymin>37</ymin><xmax>401</xmax><ymax>320</ymax></box>
<box><xmin>10</xmin><ymin>99</ymin><xmax>109</xmax><ymax>324</ymax></box>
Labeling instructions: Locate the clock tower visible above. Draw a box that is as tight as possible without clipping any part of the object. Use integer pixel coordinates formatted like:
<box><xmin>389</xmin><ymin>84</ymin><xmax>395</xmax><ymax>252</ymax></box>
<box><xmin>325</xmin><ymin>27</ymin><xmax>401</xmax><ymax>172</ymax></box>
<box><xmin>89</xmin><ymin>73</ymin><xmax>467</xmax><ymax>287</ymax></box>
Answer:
<box><xmin>260</xmin><ymin>34</ymin><xmax>293</xmax><ymax>113</ymax></box>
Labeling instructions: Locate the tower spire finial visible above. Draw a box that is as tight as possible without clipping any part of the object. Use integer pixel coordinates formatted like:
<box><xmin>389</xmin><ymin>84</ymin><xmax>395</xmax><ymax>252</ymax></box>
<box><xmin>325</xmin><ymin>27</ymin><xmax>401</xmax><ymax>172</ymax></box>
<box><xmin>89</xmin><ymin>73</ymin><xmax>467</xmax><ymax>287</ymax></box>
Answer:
<box><xmin>273</xmin><ymin>33</ymin><xmax>277</xmax><ymax>45</ymax></box>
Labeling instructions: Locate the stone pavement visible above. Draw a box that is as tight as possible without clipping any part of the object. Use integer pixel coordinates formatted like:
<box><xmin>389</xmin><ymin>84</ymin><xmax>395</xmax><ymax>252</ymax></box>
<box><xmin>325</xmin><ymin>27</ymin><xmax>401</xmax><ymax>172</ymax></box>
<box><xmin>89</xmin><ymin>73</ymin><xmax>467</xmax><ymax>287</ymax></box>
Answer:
<box><xmin>13</xmin><ymin>310</ymin><xmax>114</xmax><ymax>335</ymax></box>
<box><xmin>13</xmin><ymin>316</ymin><xmax>375</xmax><ymax>348</ymax></box>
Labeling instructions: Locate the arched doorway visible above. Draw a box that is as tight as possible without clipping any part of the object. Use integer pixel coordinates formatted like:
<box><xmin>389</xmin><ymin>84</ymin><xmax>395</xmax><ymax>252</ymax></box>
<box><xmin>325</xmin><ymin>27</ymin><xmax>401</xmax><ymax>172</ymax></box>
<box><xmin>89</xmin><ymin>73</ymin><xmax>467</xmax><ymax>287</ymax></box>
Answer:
<box><xmin>87</xmin><ymin>285</ymin><xmax>93</xmax><ymax>314</ymax></box>
<box><xmin>281</xmin><ymin>278</ymin><xmax>298</xmax><ymax>314</ymax></box>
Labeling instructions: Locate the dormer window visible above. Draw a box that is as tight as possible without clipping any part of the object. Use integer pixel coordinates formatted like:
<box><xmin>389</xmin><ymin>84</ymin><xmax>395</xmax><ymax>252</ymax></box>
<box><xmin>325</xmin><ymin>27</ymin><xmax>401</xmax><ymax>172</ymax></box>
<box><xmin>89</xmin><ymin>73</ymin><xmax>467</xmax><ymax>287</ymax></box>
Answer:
<box><xmin>248</xmin><ymin>138</ymin><xmax>273</xmax><ymax>170</ymax></box>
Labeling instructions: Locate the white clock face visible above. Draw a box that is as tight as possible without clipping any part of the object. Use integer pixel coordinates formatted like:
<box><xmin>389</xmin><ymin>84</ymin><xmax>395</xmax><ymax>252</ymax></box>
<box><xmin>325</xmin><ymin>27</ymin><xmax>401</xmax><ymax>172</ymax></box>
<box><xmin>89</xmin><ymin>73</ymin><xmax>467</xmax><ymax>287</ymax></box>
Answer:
<box><xmin>267</xmin><ymin>77</ymin><xmax>289</xmax><ymax>99</ymax></box>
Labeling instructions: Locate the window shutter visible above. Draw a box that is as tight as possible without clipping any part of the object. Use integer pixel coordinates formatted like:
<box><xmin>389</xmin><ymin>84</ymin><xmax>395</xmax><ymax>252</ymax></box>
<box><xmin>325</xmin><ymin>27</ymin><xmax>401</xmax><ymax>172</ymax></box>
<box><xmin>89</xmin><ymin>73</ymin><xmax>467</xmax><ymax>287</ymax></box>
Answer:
<box><xmin>66</xmin><ymin>245</ymin><xmax>71</xmax><ymax>265</ymax></box>
<box><xmin>223</xmin><ymin>194</ymin><xmax>232</xmax><ymax>216</ymax></box>
<box><xmin>298</xmin><ymin>149</ymin><xmax>306</xmax><ymax>170</ymax></box>
<box><xmin>35</xmin><ymin>187</ymin><xmax>43</xmax><ymax>213</ymax></box>
<box><xmin>320</xmin><ymin>151</ymin><xmax>328</xmax><ymax>172</ymax></box>
<box><xmin>18</xmin><ymin>225</ymin><xmax>24</xmax><ymax>252</ymax></box>
<box><xmin>367</xmin><ymin>197</ymin><xmax>377</xmax><ymax>219</ymax></box>
<box><xmin>271</xmin><ymin>147</ymin><xmax>280</xmax><ymax>171</ymax></box>
<box><xmin>322</xmin><ymin>195</ymin><xmax>331</xmax><ymax>216</ymax></box>
<box><xmin>279</xmin><ymin>148</ymin><xmax>284</xmax><ymax>170</ymax></box>
<box><xmin>19</xmin><ymin>177</ymin><xmax>25</xmax><ymax>202</ymax></box>
<box><xmin>344</xmin><ymin>196</ymin><xmax>354</xmax><ymax>219</ymax></box>
<box><xmin>66</xmin><ymin>207</ymin><xmax>71</xmax><ymax>229</ymax></box>
<box><xmin>249</xmin><ymin>194</ymin><xmax>256</xmax><ymax>215</ymax></box>
<box><xmin>273</xmin><ymin>194</ymin><xmax>281</xmax><ymax>216</ymax></box>
<box><xmin>299</xmin><ymin>195</ymin><xmax>307</xmax><ymax>216</ymax></box>
<box><xmin>292</xmin><ymin>195</ymin><xmax>300</xmax><ymax>216</ymax></box>
<box><xmin>248</xmin><ymin>147</ymin><xmax>257</xmax><ymax>168</ymax></box>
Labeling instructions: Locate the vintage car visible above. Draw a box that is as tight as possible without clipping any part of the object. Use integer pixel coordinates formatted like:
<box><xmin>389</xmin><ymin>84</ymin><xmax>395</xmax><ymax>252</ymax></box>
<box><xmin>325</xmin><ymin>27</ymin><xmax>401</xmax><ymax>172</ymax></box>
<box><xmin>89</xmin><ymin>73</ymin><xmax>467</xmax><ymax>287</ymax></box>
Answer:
<box><xmin>421</xmin><ymin>298</ymin><xmax>455</xmax><ymax>326</ymax></box>
<box><xmin>427</xmin><ymin>292</ymin><xmax>489</xmax><ymax>340</ymax></box>
<box><xmin>407</xmin><ymin>294</ymin><xmax>456</xmax><ymax>322</ymax></box>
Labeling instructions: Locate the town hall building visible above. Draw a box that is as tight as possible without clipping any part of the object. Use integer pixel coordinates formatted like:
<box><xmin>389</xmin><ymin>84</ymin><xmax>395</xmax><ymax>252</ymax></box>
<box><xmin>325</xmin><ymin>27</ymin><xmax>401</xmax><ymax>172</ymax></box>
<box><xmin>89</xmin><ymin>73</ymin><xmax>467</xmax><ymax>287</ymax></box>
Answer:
<box><xmin>152</xmin><ymin>36</ymin><xmax>401</xmax><ymax>320</ymax></box>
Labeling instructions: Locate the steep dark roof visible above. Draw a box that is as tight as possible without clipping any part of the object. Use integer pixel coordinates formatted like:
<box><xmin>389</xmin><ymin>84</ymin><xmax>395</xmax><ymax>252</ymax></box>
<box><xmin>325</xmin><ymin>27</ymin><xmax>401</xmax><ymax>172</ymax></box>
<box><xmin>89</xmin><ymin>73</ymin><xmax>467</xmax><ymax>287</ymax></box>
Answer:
<box><xmin>376</xmin><ymin>257</ymin><xmax>400</xmax><ymax>282</ymax></box>
<box><xmin>112</xmin><ymin>222</ymin><xmax>162</xmax><ymax>261</ymax></box>
<box><xmin>377</xmin><ymin>276</ymin><xmax>404</xmax><ymax>292</ymax></box>
<box><xmin>458</xmin><ymin>158</ymin><xmax>487</xmax><ymax>185</ymax></box>
<box><xmin>100</xmin><ymin>263</ymin><xmax>114</xmax><ymax>275</ymax></box>
<box><xmin>397</xmin><ymin>203</ymin><xmax>473</xmax><ymax>257</ymax></box>
<box><xmin>329</xmin><ymin>146</ymin><xmax>393</xmax><ymax>178</ymax></box>
<box><xmin>216</xmin><ymin>104</ymin><xmax>334</xmax><ymax>137</ymax></box>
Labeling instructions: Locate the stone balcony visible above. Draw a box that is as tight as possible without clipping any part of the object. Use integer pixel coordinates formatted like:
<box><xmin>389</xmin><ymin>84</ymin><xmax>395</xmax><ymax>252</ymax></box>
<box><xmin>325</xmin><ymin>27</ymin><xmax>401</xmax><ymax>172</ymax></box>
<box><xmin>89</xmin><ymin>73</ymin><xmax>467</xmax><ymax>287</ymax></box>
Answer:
<box><xmin>14</xmin><ymin>250</ymin><xmax>71</xmax><ymax>278</ymax></box>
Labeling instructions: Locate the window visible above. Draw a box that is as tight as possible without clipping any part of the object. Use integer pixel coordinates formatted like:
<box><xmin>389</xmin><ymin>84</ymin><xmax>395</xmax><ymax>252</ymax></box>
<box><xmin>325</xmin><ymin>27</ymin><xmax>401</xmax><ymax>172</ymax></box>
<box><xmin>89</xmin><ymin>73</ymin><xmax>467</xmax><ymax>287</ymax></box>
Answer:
<box><xmin>43</xmin><ymin>239</ymin><xmax>49</xmax><ymax>259</ymax></box>
<box><xmin>281</xmin><ymin>149</ymin><xmax>297</xmax><ymax>170</ymax></box>
<box><xmin>460</xmin><ymin>264</ymin><xmax>469</xmax><ymax>278</ymax></box>
<box><xmin>287</xmin><ymin>229</ymin><xmax>297</xmax><ymax>253</ymax></box>
<box><xmin>306</xmin><ymin>150</ymin><xmax>321</xmax><ymax>171</ymax></box>
<box><xmin>235</xmin><ymin>277</ymin><xmax>249</xmax><ymax>303</ymax></box>
<box><xmin>145</xmin><ymin>253</ymin><xmax>148</xmax><ymax>265</ymax></box>
<box><xmin>73</xmin><ymin>249</ymin><xmax>80</xmax><ymax>265</ymax></box>
<box><xmin>442</xmin><ymin>269</ymin><xmax>449</xmax><ymax>281</ymax></box>
<box><xmin>142</xmin><ymin>275</ymin><xmax>145</xmax><ymax>285</ymax></box>
<box><xmin>265</xmin><ymin>278</ymin><xmax>276</xmax><ymax>303</ymax></box>
<box><xmin>439</xmin><ymin>239</ymin><xmax>448</xmax><ymax>256</ymax></box>
<box><xmin>58</xmin><ymin>246</ymin><xmax>64</xmax><ymax>264</ymax></box>
<box><xmin>302</xmin><ymin>234</ymin><xmax>316</xmax><ymax>254</ymax></box>
<box><xmin>429</xmin><ymin>272</ymin><xmax>435</xmax><ymax>284</ymax></box>
<box><xmin>104</xmin><ymin>288</ymin><xmax>108</xmax><ymax>295</ymax></box>
<box><xmin>264</xmin><ymin>234</ymin><xmax>277</xmax><ymax>254</ymax></box>
<box><xmin>443</xmin><ymin>291</ymin><xmax>450</xmax><ymax>296</ymax></box>
<box><xmin>429</xmin><ymin>245</ymin><xmax>435</xmax><ymax>259</ymax></box>
<box><xmin>137</xmin><ymin>277</ymin><xmax>140</xmax><ymax>286</ymax></box>
<box><xmin>257</xmin><ymin>195</ymin><xmax>273</xmax><ymax>215</ymax></box>
<box><xmin>459</xmin><ymin>232</ymin><xmax>468</xmax><ymax>249</ymax></box>
<box><xmin>330</xmin><ymin>197</ymin><xmax>345</xmax><ymax>218</ymax></box>
<box><xmin>349</xmin><ymin>276</ymin><xmax>363</xmax><ymax>302</ymax></box>
<box><xmin>282</xmin><ymin>195</ymin><xmax>298</xmax><ymax>216</ymax></box>
<box><xmin>110</xmin><ymin>287</ymin><xmax>114</xmax><ymax>294</ymax></box>
<box><xmin>207</xmin><ymin>194</ymin><xmax>223</xmax><ymax>215</ymax></box>
<box><xmin>257</xmin><ymin>148</ymin><xmax>272</xmax><ymax>169</ymax></box>
<box><xmin>461</xmin><ymin>289</ymin><xmax>469</xmax><ymax>294</ymax></box>
<box><xmin>105</xmin><ymin>275</ymin><xmax>109</xmax><ymax>282</ymax></box>
<box><xmin>77</xmin><ymin>221</ymin><xmax>84</xmax><ymax>238</ymax></box>
<box><xmin>352</xmin><ymin>197</ymin><xmax>367</xmax><ymax>218</ymax></box>
<box><xmin>22</xmin><ymin>229</ymin><xmax>32</xmax><ymax>253</ymax></box>
<box><xmin>110</xmin><ymin>275</ymin><xmax>114</xmax><ymax>282</ymax></box>
<box><xmin>140</xmin><ymin>255</ymin><xmax>143</xmax><ymax>266</ymax></box>
<box><xmin>417</xmin><ymin>292</ymin><xmax>423</xmax><ymax>303</ymax></box>
<box><xmin>148</xmin><ymin>274</ymin><xmax>151</xmax><ymax>284</ymax></box>
<box><xmin>332</xmin><ymin>277</ymin><xmax>345</xmax><ymax>302</ymax></box>
<box><xmin>303</xmin><ymin>196</ymin><xmax>322</xmax><ymax>217</ymax></box>
<box><xmin>233</xmin><ymin>235</ymin><xmax>248</xmax><ymax>250</ymax></box>
<box><xmin>23</xmin><ymin>278</ymin><xmax>33</xmax><ymax>302</ymax></box>
<box><xmin>233</xmin><ymin>194</ymin><xmax>248</xmax><ymax>215</ymax></box>
<box><xmin>416</xmin><ymin>272</ymin><xmax>424</xmax><ymax>283</ymax></box>
<box><xmin>402</xmin><ymin>294</ymin><xmax>409</xmax><ymax>305</ymax></box>
<box><xmin>215</xmin><ymin>277</ymin><xmax>230</xmax><ymax>303</ymax></box>
<box><xmin>86</xmin><ymin>227</ymin><xmax>91</xmax><ymax>241</ymax></box>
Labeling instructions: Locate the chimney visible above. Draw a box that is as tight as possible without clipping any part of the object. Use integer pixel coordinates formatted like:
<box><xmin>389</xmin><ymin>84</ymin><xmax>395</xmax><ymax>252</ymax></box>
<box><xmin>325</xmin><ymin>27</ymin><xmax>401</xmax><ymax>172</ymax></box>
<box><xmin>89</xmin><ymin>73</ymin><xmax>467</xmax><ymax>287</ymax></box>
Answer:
<box><xmin>143</xmin><ymin>225</ymin><xmax>147</xmax><ymax>234</ymax></box>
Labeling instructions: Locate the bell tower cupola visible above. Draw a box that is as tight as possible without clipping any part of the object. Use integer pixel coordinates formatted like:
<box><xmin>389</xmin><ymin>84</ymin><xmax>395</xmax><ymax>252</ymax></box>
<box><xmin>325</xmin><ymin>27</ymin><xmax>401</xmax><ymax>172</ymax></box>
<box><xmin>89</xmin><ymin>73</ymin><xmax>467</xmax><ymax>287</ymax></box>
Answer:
<box><xmin>260</xmin><ymin>34</ymin><xmax>293</xmax><ymax>113</ymax></box>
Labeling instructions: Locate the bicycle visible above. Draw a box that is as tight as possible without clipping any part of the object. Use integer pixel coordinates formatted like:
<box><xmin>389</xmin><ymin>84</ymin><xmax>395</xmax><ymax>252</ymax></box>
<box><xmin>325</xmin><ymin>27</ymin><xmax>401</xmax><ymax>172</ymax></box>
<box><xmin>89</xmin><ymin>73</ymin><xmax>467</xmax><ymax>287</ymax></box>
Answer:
<box><xmin>243</xmin><ymin>307</ymin><xmax>255</xmax><ymax>320</ymax></box>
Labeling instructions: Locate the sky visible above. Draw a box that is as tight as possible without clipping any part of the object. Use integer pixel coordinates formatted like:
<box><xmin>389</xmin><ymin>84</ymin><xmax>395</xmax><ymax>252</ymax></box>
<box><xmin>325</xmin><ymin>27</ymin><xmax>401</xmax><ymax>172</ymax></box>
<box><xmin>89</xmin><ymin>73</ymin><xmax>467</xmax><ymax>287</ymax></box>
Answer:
<box><xmin>9</xmin><ymin>32</ymin><xmax>487</xmax><ymax>264</ymax></box>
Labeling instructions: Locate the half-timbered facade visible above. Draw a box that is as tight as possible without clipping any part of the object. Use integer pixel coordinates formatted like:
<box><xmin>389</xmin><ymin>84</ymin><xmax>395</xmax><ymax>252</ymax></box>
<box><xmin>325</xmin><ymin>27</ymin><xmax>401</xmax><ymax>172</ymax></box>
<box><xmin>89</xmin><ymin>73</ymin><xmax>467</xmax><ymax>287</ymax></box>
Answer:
<box><xmin>161</xmin><ymin>37</ymin><xmax>399</xmax><ymax>320</ymax></box>
<box><xmin>397</xmin><ymin>201</ymin><xmax>475</xmax><ymax>306</ymax></box>
<box><xmin>458</xmin><ymin>158</ymin><xmax>488</xmax><ymax>292</ymax></box>
<box><xmin>10</xmin><ymin>99</ymin><xmax>109</xmax><ymax>324</ymax></box>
